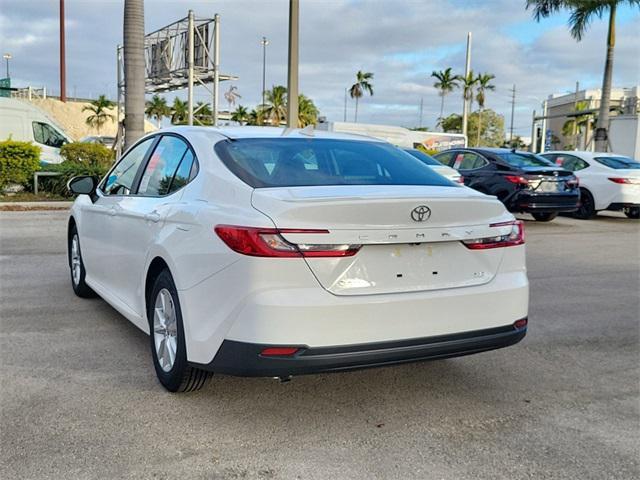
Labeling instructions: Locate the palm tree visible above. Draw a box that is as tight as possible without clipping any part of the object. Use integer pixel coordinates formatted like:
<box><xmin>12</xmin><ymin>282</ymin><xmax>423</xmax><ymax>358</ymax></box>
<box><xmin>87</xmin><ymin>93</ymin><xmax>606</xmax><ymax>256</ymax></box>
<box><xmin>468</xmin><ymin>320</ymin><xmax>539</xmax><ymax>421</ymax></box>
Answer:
<box><xmin>194</xmin><ymin>102</ymin><xmax>213</xmax><ymax>125</ymax></box>
<box><xmin>231</xmin><ymin>105</ymin><xmax>249</xmax><ymax>125</ymax></box>
<box><xmin>298</xmin><ymin>94</ymin><xmax>319</xmax><ymax>127</ymax></box>
<box><xmin>170</xmin><ymin>97</ymin><xmax>187</xmax><ymax>125</ymax></box>
<box><xmin>461</xmin><ymin>70</ymin><xmax>477</xmax><ymax>138</ymax></box>
<box><xmin>349</xmin><ymin>71</ymin><xmax>374</xmax><ymax>122</ymax></box>
<box><xmin>263</xmin><ymin>85</ymin><xmax>288</xmax><ymax>125</ymax></box>
<box><xmin>431</xmin><ymin>68</ymin><xmax>461</xmax><ymax>129</ymax></box>
<box><xmin>246</xmin><ymin>109</ymin><xmax>263</xmax><ymax>126</ymax></box>
<box><xmin>561</xmin><ymin>100</ymin><xmax>595</xmax><ymax>149</ymax></box>
<box><xmin>123</xmin><ymin>0</ymin><xmax>145</xmax><ymax>149</ymax></box>
<box><xmin>474</xmin><ymin>73</ymin><xmax>496</xmax><ymax>146</ymax></box>
<box><xmin>83</xmin><ymin>95</ymin><xmax>115</xmax><ymax>135</ymax></box>
<box><xmin>526</xmin><ymin>0</ymin><xmax>640</xmax><ymax>151</ymax></box>
<box><xmin>145</xmin><ymin>95</ymin><xmax>170</xmax><ymax>128</ymax></box>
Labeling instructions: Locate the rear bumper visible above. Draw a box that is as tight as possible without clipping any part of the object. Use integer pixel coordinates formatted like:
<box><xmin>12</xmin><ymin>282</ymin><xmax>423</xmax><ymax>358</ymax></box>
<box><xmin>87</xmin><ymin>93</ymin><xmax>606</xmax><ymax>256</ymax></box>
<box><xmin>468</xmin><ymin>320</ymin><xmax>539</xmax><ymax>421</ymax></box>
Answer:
<box><xmin>509</xmin><ymin>191</ymin><xmax>579</xmax><ymax>213</ymax></box>
<box><xmin>194</xmin><ymin>322</ymin><xmax>527</xmax><ymax>377</ymax></box>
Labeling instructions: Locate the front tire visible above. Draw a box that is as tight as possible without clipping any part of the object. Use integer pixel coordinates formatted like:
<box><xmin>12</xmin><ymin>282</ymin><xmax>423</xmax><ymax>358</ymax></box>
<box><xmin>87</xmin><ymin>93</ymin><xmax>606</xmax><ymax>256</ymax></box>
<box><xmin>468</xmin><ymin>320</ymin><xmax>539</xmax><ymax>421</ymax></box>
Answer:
<box><xmin>531</xmin><ymin>212</ymin><xmax>558</xmax><ymax>222</ymax></box>
<box><xmin>148</xmin><ymin>269</ymin><xmax>210</xmax><ymax>392</ymax></box>
<box><xmin>68</xmin><ymin>225</ymin><xmax>96</xmax><ymax>298</ymax></box>
<box><xmin>624</xmin><ymin>207</ymin><xmax>640</xmax><ymax>219</ymax></box>
<box><xmin>573</xmin><ymin>188</ymin><xmax>596</xmax><ymax>220</ymax></box>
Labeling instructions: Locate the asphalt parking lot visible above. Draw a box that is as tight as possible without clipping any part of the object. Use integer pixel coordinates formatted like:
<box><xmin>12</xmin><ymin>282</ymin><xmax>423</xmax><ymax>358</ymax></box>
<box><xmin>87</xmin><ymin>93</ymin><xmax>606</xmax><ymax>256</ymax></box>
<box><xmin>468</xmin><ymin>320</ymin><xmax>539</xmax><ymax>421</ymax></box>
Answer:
<box><xmin>1</xmin><ymin>210</ymin><xmax>638</xmax><ymax>480</ymax></box>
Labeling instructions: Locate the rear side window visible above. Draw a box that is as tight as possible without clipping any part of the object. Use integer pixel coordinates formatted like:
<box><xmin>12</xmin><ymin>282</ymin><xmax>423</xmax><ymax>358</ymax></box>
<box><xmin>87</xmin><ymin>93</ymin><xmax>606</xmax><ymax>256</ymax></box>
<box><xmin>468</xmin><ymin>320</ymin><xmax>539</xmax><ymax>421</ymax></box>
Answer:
<box><xmin>548</xmin><ymin>154</ymin><xmax>589</xmax><ymax>171</ymax></box>
<box><xmin>102</xmin><ymin>137</ymin><xmax>155</xmax><ymax>196</ymax></box>
<box><xmin>456</xmin><ymin>152</ymin><xmax>489</xmax><ymax>170</ymax></box>
<box><xmin>404</xmin><ymin>148</ymin><xmax>440</xmax><ymax>166</ymax></box>
<box><xmin>594</xmin><ymin>156</ymin><xmax>640</xmax><ymax>170</ymax></box>
<box><xmin>215</xmin><ymin>138</ymin><xmax>454</xmax><ymax>188</ymax></box>
<box><xmin>138</xmin><ymin>135</ymin><xmax>192</xmax><ymax>196</ymax></box>
<box><xmin>433</xmin><ymin>151</ymin><xmax>456</xmax><ymax>167</ymax></box>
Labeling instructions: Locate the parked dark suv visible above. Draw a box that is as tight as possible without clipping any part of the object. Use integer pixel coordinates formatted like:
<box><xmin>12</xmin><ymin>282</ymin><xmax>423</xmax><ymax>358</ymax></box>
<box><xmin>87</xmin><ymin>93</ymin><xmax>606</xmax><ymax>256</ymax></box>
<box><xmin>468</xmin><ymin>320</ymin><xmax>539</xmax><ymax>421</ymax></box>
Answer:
<box><xmin>433</xmin><ymin>148</ymin><xmax>580</xmax><ymax>221</ymax></box>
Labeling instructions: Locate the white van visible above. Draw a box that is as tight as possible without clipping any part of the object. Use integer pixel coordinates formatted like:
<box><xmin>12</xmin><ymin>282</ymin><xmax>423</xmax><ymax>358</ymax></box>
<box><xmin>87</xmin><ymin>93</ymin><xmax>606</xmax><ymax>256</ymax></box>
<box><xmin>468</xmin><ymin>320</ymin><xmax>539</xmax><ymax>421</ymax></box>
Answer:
<box><xmin>0</xmin><ymin>98</ymin><xmax>73</xmax><ymax>164</ymax></box>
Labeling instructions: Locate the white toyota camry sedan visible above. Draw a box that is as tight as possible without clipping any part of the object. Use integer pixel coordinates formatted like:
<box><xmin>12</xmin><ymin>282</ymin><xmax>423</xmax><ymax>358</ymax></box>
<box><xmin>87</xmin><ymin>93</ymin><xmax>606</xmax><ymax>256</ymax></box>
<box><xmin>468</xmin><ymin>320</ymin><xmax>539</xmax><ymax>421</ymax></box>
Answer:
<box><xmin>67</xmin><ymin>127</ymin><xmax>529</xmax><ymax>392</ymax></box>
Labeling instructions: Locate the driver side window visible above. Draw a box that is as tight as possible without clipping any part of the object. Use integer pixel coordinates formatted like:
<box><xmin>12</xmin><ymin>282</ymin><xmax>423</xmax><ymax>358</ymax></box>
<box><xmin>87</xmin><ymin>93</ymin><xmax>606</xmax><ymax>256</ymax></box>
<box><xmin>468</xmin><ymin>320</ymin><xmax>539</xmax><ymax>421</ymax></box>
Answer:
<box><xmin>102</xmin><ymin>137</ymin><xmax>155</xmax><ymax>196</ymax></box>
<box><xmin>32</xmin><ymin>122</ymin><xmax>67</xmax><ymax>148</ymax></box>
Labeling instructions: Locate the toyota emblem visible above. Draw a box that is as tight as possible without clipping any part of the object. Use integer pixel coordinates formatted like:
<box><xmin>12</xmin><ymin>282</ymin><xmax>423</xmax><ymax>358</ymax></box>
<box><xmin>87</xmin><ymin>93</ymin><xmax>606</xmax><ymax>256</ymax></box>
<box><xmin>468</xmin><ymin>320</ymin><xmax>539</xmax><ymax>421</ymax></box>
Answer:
<box><xmin>411</xmin><ymin>205</ymin><xmax>431</xmax><ymax>222</ymax></box>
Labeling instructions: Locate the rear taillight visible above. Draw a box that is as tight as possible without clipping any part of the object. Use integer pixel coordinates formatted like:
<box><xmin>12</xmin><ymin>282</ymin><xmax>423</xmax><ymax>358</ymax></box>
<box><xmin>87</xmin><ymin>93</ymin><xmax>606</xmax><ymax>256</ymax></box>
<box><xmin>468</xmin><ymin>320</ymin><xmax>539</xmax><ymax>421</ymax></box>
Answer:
<box><xmin>214</xmin><ymin>225</ymin><xmax>361</xmax><ymax>258</ymax></box>
<box><xmin>462</xmin><ymin>220</ymin><xmax>525</xmax><ymax>250</ymax></box>
<box><xmin>608</xmin><ymin>177</ymin><xmax>640</xmax><ymax>185</ymax></box>
<box><xmin>566</xmin><ymin>177</ymin><xmax>579</xmax><ymax>187</ymax></box>
<box><xmin>504</xmin><ymin>175</ymin><xmax>529</xmax><ymax>185</ymax></box>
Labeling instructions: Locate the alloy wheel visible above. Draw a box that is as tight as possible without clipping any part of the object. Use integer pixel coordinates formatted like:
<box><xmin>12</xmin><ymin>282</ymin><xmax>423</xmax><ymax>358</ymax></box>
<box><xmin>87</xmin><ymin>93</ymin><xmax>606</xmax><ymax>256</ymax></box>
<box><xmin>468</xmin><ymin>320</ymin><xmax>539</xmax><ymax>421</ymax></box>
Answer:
<box><xmin>153</xmin><ymin>288</ymin><xmax>178</xmax><ymax>372</ymax></box>
<box><xmin>71</xmin><ymin>234</ymin><xmax>82</xmax><ymax>286</ymax></box>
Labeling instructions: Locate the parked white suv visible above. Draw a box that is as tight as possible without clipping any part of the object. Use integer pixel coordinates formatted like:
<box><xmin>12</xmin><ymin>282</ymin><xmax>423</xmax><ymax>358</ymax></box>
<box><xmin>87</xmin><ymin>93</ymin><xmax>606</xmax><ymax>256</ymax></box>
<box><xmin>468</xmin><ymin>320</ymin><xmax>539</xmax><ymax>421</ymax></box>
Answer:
<box><xmin>67</xmin><ymin>127</ymin><xmax>529</xmax><ymax>392</ymax></box>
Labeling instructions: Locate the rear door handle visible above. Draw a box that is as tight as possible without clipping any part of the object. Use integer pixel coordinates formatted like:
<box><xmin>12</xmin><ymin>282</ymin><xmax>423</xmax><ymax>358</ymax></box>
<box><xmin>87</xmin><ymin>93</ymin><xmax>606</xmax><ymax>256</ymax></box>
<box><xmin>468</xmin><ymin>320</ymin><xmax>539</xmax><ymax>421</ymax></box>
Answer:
<box><xmin>145</xmin><ymin>212</ymin><xmax>161</xmax><ymax>223</ymax></box>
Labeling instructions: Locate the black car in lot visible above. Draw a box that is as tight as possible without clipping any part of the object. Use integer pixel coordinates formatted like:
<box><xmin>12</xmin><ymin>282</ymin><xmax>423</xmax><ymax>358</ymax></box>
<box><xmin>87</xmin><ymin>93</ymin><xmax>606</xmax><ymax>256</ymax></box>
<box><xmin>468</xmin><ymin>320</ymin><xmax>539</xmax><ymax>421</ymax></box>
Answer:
<box><xmin>433</xmin><ymin>148</ymin><xmax>580</xmax><ymax>221</ymax></box>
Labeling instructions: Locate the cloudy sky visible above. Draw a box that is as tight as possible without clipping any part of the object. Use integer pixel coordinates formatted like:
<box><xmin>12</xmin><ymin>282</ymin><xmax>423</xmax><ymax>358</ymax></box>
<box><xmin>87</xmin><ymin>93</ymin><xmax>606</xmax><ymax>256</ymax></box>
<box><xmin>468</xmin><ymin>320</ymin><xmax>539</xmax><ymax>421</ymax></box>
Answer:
<box><xmin>1</xmin><ymin>0</ymin><xmax>639</xmax><ymax>136</ymax></box>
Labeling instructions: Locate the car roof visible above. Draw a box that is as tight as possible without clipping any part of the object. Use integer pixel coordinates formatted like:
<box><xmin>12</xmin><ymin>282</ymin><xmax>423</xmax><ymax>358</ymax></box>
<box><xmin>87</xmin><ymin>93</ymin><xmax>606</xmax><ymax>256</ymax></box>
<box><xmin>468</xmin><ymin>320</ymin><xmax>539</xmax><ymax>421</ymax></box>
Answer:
<box><xmin>158</xmin><ymin>125</ymin><xmax>386</xmax><ymax>143</ymax></box>
<box><xmin>456</xmin><ymin>147</ymin><xmax>535</xmax><ymax>156</ymax></box>
<box><xmin>542</xmin><ymin>150</ymin><xmax>631</xmax><ymax>159</ymax></box>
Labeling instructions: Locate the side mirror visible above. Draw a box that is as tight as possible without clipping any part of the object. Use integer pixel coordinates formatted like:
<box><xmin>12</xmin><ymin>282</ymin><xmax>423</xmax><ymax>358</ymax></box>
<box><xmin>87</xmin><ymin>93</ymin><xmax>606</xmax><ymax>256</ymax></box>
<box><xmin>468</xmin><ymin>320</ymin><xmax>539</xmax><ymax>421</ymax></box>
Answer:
<box><xmin>67</xmin><ymin>175</ymin><xmax>98</xmax><ymax>201</ymax></box>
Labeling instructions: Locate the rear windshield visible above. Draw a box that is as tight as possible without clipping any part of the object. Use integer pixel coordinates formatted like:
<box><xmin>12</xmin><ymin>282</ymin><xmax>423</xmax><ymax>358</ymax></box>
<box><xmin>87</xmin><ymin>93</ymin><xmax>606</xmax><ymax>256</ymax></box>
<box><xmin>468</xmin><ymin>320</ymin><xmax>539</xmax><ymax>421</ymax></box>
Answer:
<box><xmin>497</xmin><ymin>152</ymin><xmax>554</xmax><ymax>168</ymax></box>
<box><xmin>594</xmin><ymin>156</ymin><xmax>640</xmax><ymax>169</ymax></box>
<box><xmin>215</xmin><ymin>138</ymin><xmax>455</xmax><ymax>188</ymax></box>
<box><xmin>403</xmin><ymin>148</ymin><xmax>440</xmax><ymax>166</ymax></box>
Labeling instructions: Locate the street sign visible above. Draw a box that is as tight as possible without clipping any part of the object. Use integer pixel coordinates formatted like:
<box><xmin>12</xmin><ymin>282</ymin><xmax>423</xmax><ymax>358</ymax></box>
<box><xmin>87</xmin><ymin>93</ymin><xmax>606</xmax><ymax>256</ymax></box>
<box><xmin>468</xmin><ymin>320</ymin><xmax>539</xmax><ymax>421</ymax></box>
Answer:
<box><xmin>0</xmin><ymin>78</ymin><xmax>10</xmax><ymax>97</ymax></box>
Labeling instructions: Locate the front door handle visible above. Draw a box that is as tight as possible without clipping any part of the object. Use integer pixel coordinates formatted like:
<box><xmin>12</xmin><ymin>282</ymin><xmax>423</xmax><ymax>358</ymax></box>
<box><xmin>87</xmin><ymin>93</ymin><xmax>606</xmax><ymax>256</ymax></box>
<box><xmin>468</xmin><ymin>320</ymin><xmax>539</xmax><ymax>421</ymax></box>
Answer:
<box><xmin>145</xmin><ymin>211</ymin><xmax>161</xmax><ymax>223</ymax></box>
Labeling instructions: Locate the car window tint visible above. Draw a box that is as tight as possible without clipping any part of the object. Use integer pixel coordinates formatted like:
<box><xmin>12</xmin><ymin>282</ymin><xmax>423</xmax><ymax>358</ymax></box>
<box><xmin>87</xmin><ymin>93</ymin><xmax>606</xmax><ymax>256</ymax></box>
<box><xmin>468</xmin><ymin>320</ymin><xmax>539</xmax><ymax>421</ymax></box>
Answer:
<box><xmin>458</xmin><ymin>152</ymin><xmax>488</xmax><ymax>170</ymax></box>
<box><xmin>102</xmin><ymin>137</ymin><xmax>155</xmax><ymax>196</ymax></box>
<box><xmin>498</xmin><ymin>152</ymin><xmax>553</xmax><ymax>168</ymax></box>
<box><xmin>215</xmin><ymin>138</ymin><xmax>454</xmax><ymax>188</ymax></box>
<box><xmin>138</xmin><ymin>136</ymin><xmax>189</xmax><ymax>196</ymax></box>
<box><xmin>434</xmin><ymin>151</ymin><xmax>456</xmax><ymax>167</ymax></box>
<box><xmin>168</xmin><ymin>149</ymin><xmax>195</xmax><ymax>194</ymax></box>
<box><xmin>594</xmin><ymin>156</ymin><xmax>640</xmax><ymax>169</ymax></box>
<box><xmin>553</xmin><ymin>155</ymin><xmax>589</xmax><ymax>171</ymax></box>
<box><xmin>404</xmin><ymin>149</ymin><xmax>440</xmax><ymax>166</ymax></box>
<box><xmin>32</xmin><ymin>122</ymin><xmax>66</xmax><ymax>148</ymax></box>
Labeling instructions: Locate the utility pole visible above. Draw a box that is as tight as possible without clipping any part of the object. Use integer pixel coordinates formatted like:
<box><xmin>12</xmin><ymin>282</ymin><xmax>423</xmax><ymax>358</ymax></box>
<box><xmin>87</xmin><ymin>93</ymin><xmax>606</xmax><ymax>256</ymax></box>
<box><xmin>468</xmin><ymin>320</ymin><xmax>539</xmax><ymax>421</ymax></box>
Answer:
<box><xmin>286</xmin><ymin>0</ymin><xmax>299</xmax><ymax>128</ymax></box>
<box><xmin>419</xmin><ymin>97</ymin><xmax>424</xmax><ymax>129</ymax></box>
<box><xmin>343</xmin><ymin>87</ymin><xmax>347</xmax><ymax>122</ymax></box>
<box><xmin>530</xmin><ymin>109</ymin><xmax>537</xmax><ymax>153</ymax></box>
<box><xmin>540</xmin><ymin>99</ymin><xmax>548</xmax><ymax>153</ymax></box>
<box><xmin>213</xmin><ymin>13</ymin><xmax>220</xmax><ymax>126</ymax></box>
<box><xmin>261</xmin><ymin>36</ymin><xmax>269</xmax><ymax>111</ymax></box>
<box><xmin>509</xmin><ymin>84</ymin><xmax>516</xmax><ymax>143</ymax></box>
<box><xmin>3</xmin><ymin>53</ymin><xmax>11</xmax><ymax>78</ymax></box>
<box><xmin>59</xmin><ymin>0</ymin><xmax>66</xmax><ymax>102</ymax></box>
<box><xmin>461</xmin><ymin>32</ymin><xmax>472</xmax><ymax>139</ymax></box>
<box><xmin>187</xmin><ymin>10</ymin><xmax>194</xmax><ymax>126</ymax></box>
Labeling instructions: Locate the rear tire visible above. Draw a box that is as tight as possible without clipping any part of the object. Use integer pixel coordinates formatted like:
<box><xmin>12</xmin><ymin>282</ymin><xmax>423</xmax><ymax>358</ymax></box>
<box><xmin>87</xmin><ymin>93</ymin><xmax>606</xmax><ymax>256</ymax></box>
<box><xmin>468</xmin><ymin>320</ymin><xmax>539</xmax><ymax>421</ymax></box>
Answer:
<box><xmin>624</xmin><ymin>207</ymin><xmax>640</xmax><ymax>219</ymax></box>
<box><xmin>531</xmin><ymin>212</ymin><xmax>558</xmax><ymax>222</ymax></box>
<box><xmin>573</xmin><ymin>188</ymin><xmax>596</xmax><ymax>220</ymax></box>
<box><xmin>68</xmin><ymin>225</ymin><xmax>97</xmax><ymax>298</ymax></box>
<box><xmin>148</xmin><ymin>269</ymin><xmax>210</xmax><ymax>393</ymax></box>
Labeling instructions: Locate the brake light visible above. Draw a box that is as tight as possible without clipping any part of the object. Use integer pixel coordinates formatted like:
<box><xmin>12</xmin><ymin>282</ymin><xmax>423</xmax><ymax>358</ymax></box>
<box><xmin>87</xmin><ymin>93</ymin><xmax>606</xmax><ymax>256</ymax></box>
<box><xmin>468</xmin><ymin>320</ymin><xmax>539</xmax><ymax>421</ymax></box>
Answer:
<box><xmin>504</xmin><ymin>175</ymin><xmax>529</xmax><ymax>185</ymax></box>
<box><xmin>608</xmin><ymin>177</ymin><xmax>640</xmax><ymax>185</ymax></box>
<box><xmin>260</xmin><ymin>347</ymin><xmax>300</xmax><ymax>357</ymax></box>
<box><xmin>462</xmin><ymin>220</ymin><xmax>525</xmax><ymax>249</ymax></box>
<box><xmin>214</xmin><ymin>225</ymin><xmax>361</xmax><ymax>258</ymax></box>
<box><xmin>566</xmin><ymin>177</ymin><xmax>579</xmax><ymax>187</ymax></box>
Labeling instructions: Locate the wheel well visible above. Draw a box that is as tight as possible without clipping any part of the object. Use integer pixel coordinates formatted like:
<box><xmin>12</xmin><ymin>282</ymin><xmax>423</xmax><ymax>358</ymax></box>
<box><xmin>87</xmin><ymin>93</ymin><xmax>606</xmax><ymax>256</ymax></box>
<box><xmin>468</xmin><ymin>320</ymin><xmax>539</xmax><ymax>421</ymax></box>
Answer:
<box><xmin>145</xmin><ymin>257</ymin><xmax>170</xmax><ymax>317</ymax></box>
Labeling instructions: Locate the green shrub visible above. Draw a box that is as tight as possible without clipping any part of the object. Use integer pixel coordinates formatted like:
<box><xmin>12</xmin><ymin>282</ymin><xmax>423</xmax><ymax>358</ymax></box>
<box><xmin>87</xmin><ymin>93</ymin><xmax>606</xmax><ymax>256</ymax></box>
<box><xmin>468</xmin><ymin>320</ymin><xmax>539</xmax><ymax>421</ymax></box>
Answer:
<box><xmin>0</xmin><ymin>140</ymin><xmax>41</xmax><ymax>189</ymax></box>
<box><xmin>60</xmin><ymin>142</ymin><xmax>115</xmax><ymax>168</ymax></box>
<box><xmin>39</xmin><ymin>161</ymin><xmax>109</xmax><ymax>197</ymax></box>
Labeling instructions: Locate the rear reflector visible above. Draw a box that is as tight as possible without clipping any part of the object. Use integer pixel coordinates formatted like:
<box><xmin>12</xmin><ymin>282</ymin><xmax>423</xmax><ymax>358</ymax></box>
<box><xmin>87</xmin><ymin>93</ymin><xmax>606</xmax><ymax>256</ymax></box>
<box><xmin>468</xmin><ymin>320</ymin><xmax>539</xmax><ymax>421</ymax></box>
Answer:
<box><xmin>462</xmin><ymin>220</ymin><xmax>525</xmax><ymax>250</ymax></box>
<box><xmin>608</xmin><ymin>177</ymin><xmax>640</xmax><ymax>185</ymax></box>
<box><xmin>214</xmin><ymin>225</ymin><xmax>361</xmax><ymax>258</ymax></box>
<box><xmin>514</xmin><ymin>318</ymin><xmax>528</xmax><ymax>329</ymax></box>
<box><xmin>260</xmin><ymin>347</ymin><xmax>300</xmax><ymax>357</ymax></box>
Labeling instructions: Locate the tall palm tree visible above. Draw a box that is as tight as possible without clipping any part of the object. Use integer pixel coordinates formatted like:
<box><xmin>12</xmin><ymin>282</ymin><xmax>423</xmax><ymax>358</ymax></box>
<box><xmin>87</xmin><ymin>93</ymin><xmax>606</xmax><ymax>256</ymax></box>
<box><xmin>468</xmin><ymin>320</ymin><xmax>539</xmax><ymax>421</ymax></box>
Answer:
<box><xmin>474</xmin><ymin>73</ymin><xmax>496</xmax><ymax>146</ymax></box>
<box><xmin>298</xmin><ymin>94</ymin><xmax>319</xmax><ymax>127</ymax></box>
<box><xmin>123</xmin><ymin>0</ymin><xmax>145</xmax><ymax>149</ymax></box>
<box><xmin>145</xmin><ymin>95</ymin><xmax>170</xmax><ymax>128</ymax></box>
<box><xmin>431</xmin><ymin>68</ymin><xmax>461</xmax><ymax>129</ymax></box>
<box><xmin>526</xmin><ymin>0</ymin><xmax>640</xmax><ymax>151</ymax></box>
<box><xmin>170</xmin><ymin>97</ymin><xmax>187</xmax><ymax>125</ymax></box>
<box><xmin>561</xmin><ymin>100</ymin><xmax>594</xmax><ymax>149</ymax></box>
<box><xmin>263</xmin><ymin>85</ymin><xmax>288</xmax><ymax>125</ymax></box>
<box><xmin>461</xmin><ymin>70</ymin><xmax>477</xmax><ymax>138</ymax></box>
<box><xmin>231</xmin><ymin>105</ymin><xmax>249</xmax><ymax>125</ymax></box>
<box><xmin>349</xmin><ymin>71</ymin><xmax>374</xmax><ymax>122</ymax></box>
<box><xmin>83</xmin><ymin>95</ymin><xmax>115</xmax><ymax>135</ymax></box>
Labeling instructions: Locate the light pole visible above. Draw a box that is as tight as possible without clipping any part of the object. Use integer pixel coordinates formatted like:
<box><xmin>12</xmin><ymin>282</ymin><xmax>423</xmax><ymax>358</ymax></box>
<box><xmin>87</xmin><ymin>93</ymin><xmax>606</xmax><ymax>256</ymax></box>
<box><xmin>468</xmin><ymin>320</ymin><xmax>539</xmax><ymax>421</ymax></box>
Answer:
<box><xmin>260</xmin><ymin>36</ymin><xmax>269</xmax><ymax>112</ymax></box>
<box><xmin>286</xmin><ymin>0</ymin><xmax>299</xmax><ymax>128</ymax></box>
<box><xmin>3</xmin><ymin>53</ymin><xmax>11</xmax><ymax>78</ymax></box>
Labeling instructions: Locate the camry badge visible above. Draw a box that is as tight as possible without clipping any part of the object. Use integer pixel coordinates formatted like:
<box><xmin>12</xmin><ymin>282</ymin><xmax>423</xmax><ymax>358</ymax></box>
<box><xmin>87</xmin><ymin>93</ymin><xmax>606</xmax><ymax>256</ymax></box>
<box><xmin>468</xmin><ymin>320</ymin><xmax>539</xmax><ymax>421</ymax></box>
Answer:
<box><xmin>411</xmin><ymin>205</ymin><xmax>431</xmax><ymax>222</ymax></box>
